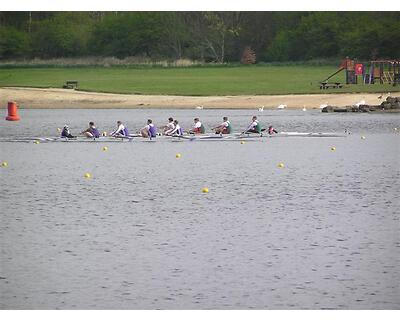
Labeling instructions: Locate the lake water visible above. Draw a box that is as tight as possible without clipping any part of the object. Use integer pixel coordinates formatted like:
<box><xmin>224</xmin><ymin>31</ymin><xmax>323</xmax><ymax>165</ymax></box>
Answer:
<box><xmin>0</xmin><ymin>109</ymin><xmax>399</xmax><ymax>309</ymax></box>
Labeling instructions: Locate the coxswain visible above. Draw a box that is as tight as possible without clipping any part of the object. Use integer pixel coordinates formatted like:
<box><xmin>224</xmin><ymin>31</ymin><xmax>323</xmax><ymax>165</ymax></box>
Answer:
<box><xmin>81</xmin><ymin>121</ymin><xmax>100</xmax><ymax>138</ymax></box>
<box><xmin>61</xmin><ymin>125</ymin><xmax>75</xmax><ymax>138</ymax></box>
<box><xmin>244</xmin><ymin>116</ymin><xmax>262</xmax><ymax>134</ymax></box>
<box><xmin>190</xmin><ymin>118</ymin><xmax>205</xmax><ymax>134</ymax></box>
<box><xmin>213</xmin><ymin>117</ymin><xmax>232</xmax><ymax>134</ymax></box>
<box><xmin>141</xmin><ymin>119</ymin><xmax>157</xmax><ymax>138</ymax></box>
<box><xmin>268</xmin><ymin>126</ymin><xmax>278</xmax><ymax>135</ymax></box>
<box><xmin>110</xmin><ymin>121</ymin><xmax>129</xmax><ymax>137</ymax></box>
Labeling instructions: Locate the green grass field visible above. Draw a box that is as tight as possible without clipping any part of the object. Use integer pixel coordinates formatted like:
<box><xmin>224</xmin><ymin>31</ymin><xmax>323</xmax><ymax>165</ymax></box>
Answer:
<box><xmin>0</xmin><ymin>65</ymin><xmax>398</xmax><ymax>95</ymax></box>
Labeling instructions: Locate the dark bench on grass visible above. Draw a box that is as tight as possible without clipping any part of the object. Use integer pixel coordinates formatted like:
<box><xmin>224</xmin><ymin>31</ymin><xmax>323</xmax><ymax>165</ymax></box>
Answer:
<box><xmin>63</xmin><ymin>80</ymin><xmax>79</xmax><ymax>89</ymax></box>
<box><xmin>319</xmin><ymin>82</ymin><xmax>342</xmax><ymax>89</ymax></box>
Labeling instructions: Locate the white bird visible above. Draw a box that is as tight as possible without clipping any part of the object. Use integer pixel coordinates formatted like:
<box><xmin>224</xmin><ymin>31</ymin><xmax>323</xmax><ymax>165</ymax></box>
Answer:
<box><xmin>302</xmin><ymin>105</ymin><xmax>307</xmax><ymax>111</ymax></box>
<box><xmin>277</xmin><ymin>104</ymin><xmax>287</xmax><ymax>109</ymax></box>
<box><xmin>319</xmin><ymin>103</ymin><xmax>328</xmax><ymax>109</ymax></box>
<box><xmin>195</xmin><ymin>105</ymin><xmax>203</xmax><ymax>110</ymax></box>
<box><xmin>354</xmin><ymin>99</ymin><xmax>366</xmax><ymax>107</ymax></box>
<box><xmin>258</xmin><ymin>106</ymin><xmax>264</xmax><ymax>112</ymax></box>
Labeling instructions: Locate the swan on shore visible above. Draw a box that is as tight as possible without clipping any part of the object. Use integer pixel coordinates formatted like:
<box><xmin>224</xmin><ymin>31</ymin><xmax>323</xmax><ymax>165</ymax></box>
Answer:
<box><xmin>354</xmin><ymin>100</ymin><xmax>366</xmax><ymax>107</ymax></box>
<box><xmin>319</xmin><ymin>102</ymin><xmax>328</xmax><ymax>109</ymax></box>
<box><xmin>277</xmin><ymin>104</ymin><xmax>287</xmax><ymax>109</ymax></box>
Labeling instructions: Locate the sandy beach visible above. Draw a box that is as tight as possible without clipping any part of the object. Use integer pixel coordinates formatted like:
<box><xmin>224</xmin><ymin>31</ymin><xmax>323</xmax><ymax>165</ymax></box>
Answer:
<box><xmin>0</xmin><ymin>87</ymin><xmax>387</xmax><ymax>109</ymax></box>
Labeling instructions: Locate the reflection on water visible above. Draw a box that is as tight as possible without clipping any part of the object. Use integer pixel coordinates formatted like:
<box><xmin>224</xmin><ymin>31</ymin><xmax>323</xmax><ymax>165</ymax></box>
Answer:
<box><xmin>0</xmin><ymin>109</ymin><xmax>399</xmax><ymax>309</ymax></box>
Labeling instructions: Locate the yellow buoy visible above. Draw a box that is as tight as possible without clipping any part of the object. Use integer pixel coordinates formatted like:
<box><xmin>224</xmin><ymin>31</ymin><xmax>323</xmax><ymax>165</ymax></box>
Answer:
<box><xmin>278</xmin><ymin>163</ymin><xmax>285</xmax><ymax>168</ymax></box>
<box><xmin>34</xmin><ymin>140</ymin><xmax>40</xmax><ymax>144</ymax></box>
<box><xmin>1</xmin><ymin>161</ymin><xmax>8</xmax><ymax>167</ymax></box>
<box><xmin>361</xmin><ymin>136</ymin><xmax>366</xmax><ymax>140</ymax></box>
<box><xmin>102</xmin><ymin>146</ymin><xmax>108</xmax><ymax>151</ymax></box>
<box><xmin>331</xmin><ymin>147</ymin><xmax>336</xmax><ymax>151</ymax></box>
<box><xmin>84</xmin><ymin>173</ymin><xmax>91</xmax><ymax>179</ymax></box>
<box><xmin>102</xmin><ymin>131</ymin><xmax>107</xmax><ymax>137</ymax></box>
<box><xmin>57</xmin><ymin>128</ymin><xmax>61</xmax><ymax>133</ymax></box>
<box><xmin>176</xmin><ymin>153</ymin><xmax>181</xmax><ymax>159</ymax></box>
<box><xmin>240</xmin><ymin>141</ymin><xmax>246</xmax><ymax>144</ymax></box>
<box><xmin>202</xmin><ymin>187</ymin><xmax>209</xmax><ymax>193</ymax></box>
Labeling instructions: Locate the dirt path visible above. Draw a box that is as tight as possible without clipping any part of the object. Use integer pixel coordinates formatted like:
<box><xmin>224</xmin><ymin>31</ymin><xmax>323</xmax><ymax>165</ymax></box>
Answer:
<box><xmin>0</xmin><ymin>87</ymin><xmax>386</xmax><ymax>109</ymax></box>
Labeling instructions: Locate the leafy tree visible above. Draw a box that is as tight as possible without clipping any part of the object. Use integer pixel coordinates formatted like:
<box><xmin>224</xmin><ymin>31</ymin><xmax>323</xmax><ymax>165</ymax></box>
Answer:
<box><xmin>90</xmin><ymin>12</ymin><xmax>166</xmax><ymax>58</ymax></box>
<box><xmin>339</xmin><ymin>14</ymin><xmax>400</xmax><ymax>59</ymax></box>
<box><xmin>201</xmin><ymin>12</ymin><xmax>241</xmax><ymax>63</ymax></box>
<box><xmin>30</xmin><ymin>13</ymin><xmax>92</xmax><ymax>58</ymax></box>
<box><xmin>0</xmin><ymin>26</ymin><xmax>30</xmax><ymax>59</ymax></box>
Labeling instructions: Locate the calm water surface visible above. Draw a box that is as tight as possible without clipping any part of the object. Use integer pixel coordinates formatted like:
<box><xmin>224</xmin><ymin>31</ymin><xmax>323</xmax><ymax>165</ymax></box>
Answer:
<box><xmin>0</xmin><ymin>109</ymin><xmax>399</xmax><ymax>309</ymax></box>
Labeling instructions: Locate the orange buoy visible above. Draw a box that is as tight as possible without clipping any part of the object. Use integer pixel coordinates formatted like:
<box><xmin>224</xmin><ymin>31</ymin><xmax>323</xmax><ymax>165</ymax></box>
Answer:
<box><xmin>6</xmin><ymin>102</ymin><xmax>20</xmax><ymax>121</ymax></box>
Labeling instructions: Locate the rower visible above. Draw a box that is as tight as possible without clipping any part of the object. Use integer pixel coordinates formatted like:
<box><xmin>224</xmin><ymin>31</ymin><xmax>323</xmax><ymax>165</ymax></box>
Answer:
<box><xmin>81</xmin><ymin>121</ymin><xmax>100</xmax><ymax>138</ymax></box>
<box><xmin>163</xmin><ymin>117</ymin><xmax>175</xmax><ymax>135</ymax></box>
<box><xmin>244</xmin><ymin>116</ymin><xmax>262</xmax><ymax>134</ymax></box>
<box><xmin>110</xmin><ymin>121</ymin><xmax>129</xmax><ymax>137</ymax></box>
<box><xmin>61</xmin><ymin>125</ymin><xmax>75</xmax><ymax>138</ymax></box>
<box><xmin>168</xmin><ymin>120</ymin><xmax>183</xmax><ymax>136</ymax></box>
<box><xmin>213</xmin><ymin>116</ymin><xmax>232</xmax><ymax>134</ymax></box>
<box><xmin>189</xmin><ymin>118</ymin><xmax>205</xmax><ymax>134</ymax></box>
<box><xmin>141</xmin><ymin>119</ymin><xmax>157</xmax><ymax>138</ymax></box>
<box><xmin>268</xmin><ymin>126</ymin><xmax>278</xmax><ymax>135</ymax></box>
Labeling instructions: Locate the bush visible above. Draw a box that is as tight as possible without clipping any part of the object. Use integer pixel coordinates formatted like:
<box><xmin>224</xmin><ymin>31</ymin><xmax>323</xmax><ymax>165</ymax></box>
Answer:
<box><xmin>240</xmin><ymin>46</ymin><xmax>256</xmax><ymax>64</ymax></box>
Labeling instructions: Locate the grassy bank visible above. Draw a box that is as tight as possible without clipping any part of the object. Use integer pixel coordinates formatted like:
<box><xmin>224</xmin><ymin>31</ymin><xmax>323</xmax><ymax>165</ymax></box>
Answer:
<box><xmin>0</xmin><ymin>65</ymin><xmax>397</xmax><ymax>96</ymax></box>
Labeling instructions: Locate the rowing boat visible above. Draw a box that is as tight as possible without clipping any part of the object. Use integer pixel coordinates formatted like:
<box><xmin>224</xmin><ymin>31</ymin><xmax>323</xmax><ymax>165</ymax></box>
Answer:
<box><xmin>0</xmin><ymin>132</ymin><xmax>346</xmax><ymax>143</ymax></box>
<box><xmin>173</xmin><ymin>132</ymin><xmax>347</xmax><ymax>141</ymax></box>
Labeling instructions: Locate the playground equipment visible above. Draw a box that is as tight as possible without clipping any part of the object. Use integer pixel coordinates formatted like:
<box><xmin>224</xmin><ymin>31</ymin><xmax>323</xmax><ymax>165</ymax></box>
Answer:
<box><xmin>364</xmin><ymin>60</ymin><xmax>400</xmax><ymax>85</ymax></box>
<box><xmin>320</xmin><ymin>57</ymin><xmax>356</xmax><ymax>89</ymax></box>
<box><xmin>320</xmin><ymin>58</ymin><xmax>400</xmax><ymax>89</ymax></box>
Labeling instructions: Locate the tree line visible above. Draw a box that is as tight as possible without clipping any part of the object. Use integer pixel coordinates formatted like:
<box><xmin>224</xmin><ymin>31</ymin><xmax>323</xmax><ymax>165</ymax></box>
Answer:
<box><xmin>0</xmin><ymin>12</ymin><xmax>399</xmax><ymax>62</ymax></box>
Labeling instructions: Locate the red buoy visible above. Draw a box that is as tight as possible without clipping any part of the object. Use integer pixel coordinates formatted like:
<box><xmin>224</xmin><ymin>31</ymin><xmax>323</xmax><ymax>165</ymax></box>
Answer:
<box><xmin>6</xmin><ymin>101</ymin><xmax>20</xmax><ymax>121</ymax></box>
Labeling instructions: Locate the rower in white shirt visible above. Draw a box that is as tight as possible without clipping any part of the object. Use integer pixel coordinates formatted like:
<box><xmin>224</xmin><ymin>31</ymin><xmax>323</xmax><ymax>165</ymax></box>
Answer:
<box><xmin>110</xmin><ymin>121</ymin><xmax>129</xmax><ymax>137</ymax></box>
<box><xmin>212</xmin><ymin>116</ymin><xmax>232</xmax><ymax>134</ymax></box>
<box><xmin>168</xmin><ymin>120</ymin><xmax>183</xmax><ymax>136</ymax></box>
<box><xmin>244</xmin><ymin>116</ymin><xmax>262</xmax><ymax>134</ymax></box>
<box><xmin>163</xmin><ymin>117</ymin><xmax>175</xmax><ymax>135</ymax></box>
<box><xmin>189</xmin><ymin>118</ymin><xmax>205</xmax><ymax>134</ymax></box>
<box><xmin>141</xmin><ymin>119</ymin><xmax>157</xmax><ymax>138</ymax></box>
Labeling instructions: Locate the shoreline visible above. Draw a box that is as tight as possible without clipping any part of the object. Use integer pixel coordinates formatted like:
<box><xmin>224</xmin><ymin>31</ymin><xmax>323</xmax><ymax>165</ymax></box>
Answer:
<box><xmin>0</xmin><ymin>87</ymin><xmax>388</xmax><ymax>109</ymax></box>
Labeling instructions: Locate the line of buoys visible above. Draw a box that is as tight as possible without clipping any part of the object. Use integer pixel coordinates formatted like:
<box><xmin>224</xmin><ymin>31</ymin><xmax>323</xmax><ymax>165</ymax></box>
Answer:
<box><xmin>5</xmin><ymin>101</ymin><xmax>20</xmax><ymax>121</ymax></box>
